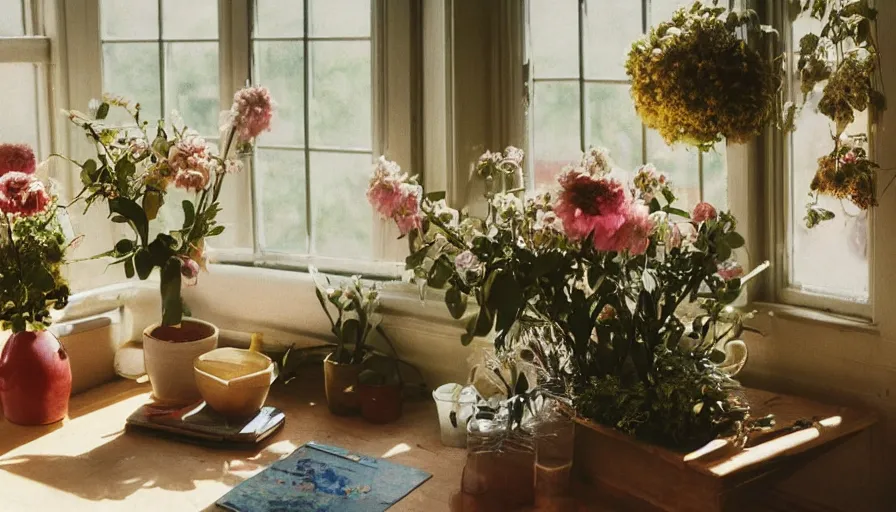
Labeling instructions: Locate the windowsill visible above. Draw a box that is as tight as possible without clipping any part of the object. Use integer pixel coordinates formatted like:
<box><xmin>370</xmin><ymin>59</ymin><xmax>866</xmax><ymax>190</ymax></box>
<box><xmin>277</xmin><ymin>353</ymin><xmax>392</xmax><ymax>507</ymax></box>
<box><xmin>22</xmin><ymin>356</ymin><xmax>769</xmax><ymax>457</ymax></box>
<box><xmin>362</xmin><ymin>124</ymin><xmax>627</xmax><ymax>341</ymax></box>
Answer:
<box><xmin>752</xmin><ymin>301</ymin><xmax>879</xmax><ymax>335</ymax></box>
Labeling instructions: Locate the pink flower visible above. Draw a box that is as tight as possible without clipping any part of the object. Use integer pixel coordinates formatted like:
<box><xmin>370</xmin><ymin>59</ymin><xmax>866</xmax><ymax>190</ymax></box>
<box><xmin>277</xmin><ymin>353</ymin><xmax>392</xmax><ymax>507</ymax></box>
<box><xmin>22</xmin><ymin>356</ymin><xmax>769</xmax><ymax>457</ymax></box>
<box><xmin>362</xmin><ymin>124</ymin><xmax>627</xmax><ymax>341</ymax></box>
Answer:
<box><xmin>230</xmin><ymin>86</ymin><xmax>274</xmax><ymax>143</ymax></box>
<box><xmin>0</xmin><ymin>144</ymin><xmax>36</xmax><ymax>176</ymax></box>
<box><xmin>666</xmin><ymin>223</ymin><xmax>682</xmax><ymax>249</ymax></box>
<box><xmin>0</xmin><ymin>172</ymin><xmax>50</xmax><ymax>216</ymax></box>
<box><xmin>717</xmin><ymin>261</ymin><xmax>744</xmax><ymax>281</ymax></box>
<box><xmin>691</xmin><ymin>202</ymin><xmax>718</xmax><ymax>223</ymax></box>
<box><xmin>367</xmin><ymin>157</ymin><xmax>422</xmax><ymax>235</ymax></box>
<box><xmin>180</xmin><ymin>256</ymin><xmax>200</xmax><ymax>286</ymax></box>
<box><xmin>168</xmin><ymin>136</ymin><xmax>213</xmax><ymax>192</ymax></box>
<box><xmin>554</xmin><ymin>169</ymin><xmax>627</xmax><ymax>250</ymax></box>
<box><xmin>610</xmin><ymin>203</ymin><xmax>655</xmax><ymax>255</ymax></box>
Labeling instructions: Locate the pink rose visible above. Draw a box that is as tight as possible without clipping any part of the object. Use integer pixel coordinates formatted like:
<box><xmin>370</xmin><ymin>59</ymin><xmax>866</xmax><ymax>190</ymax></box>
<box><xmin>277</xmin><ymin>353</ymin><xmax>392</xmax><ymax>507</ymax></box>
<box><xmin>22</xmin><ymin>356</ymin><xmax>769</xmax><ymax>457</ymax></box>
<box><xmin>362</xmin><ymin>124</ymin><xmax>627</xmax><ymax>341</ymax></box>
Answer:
<box><xmin>554</xmin><ymin>169</ymin><xmax>627</xmax><ymax>250</ymax></box>
<box><xmin>717</xmin><ymin>261</ymin><xmax>744</xmax><ymax>281</ymax></box>
<box><xmin>692</xmin><ymin>202</ymin><xmax>718</xmax><ymax>223</ymax></box>
<box><xmin>0</xmin><ymin>144</ymin><xmax>36</xmax><ymax>177</ymax></box>
<box><xmin>0</xmin><ymin>172</ymin><xmax>49</xmax><ymax>216</ymax></box>
<box><xmin>610</xmin><ymin>203</ymin><xmax>655</xmax><ymax>255</ymax></box>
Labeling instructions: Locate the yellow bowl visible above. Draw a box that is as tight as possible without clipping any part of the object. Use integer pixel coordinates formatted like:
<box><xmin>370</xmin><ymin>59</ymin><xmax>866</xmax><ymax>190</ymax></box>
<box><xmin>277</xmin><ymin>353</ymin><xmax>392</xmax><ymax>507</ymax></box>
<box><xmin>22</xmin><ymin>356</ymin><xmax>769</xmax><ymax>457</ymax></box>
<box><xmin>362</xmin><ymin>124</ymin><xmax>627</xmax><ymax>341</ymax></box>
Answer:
<box><xmin>194</xmin><ymin>347</ymin><xmax>278</xmax><ymax>418</ymax></box>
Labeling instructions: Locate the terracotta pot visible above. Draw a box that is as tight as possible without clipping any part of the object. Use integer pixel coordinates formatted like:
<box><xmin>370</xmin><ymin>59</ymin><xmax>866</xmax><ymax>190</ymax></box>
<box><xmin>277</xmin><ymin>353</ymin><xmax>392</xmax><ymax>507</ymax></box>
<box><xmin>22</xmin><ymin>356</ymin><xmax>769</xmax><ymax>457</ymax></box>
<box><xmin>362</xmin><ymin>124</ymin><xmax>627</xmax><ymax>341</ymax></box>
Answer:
<box><xmin>357</xmin><ymin>382</ymin><xmax>402</xmax><ymax>424</ymax></box>
<box><xmin>0</xmin><ymin>330</ymin><xmax>72</xmax><ymax>425</ymax></box>
<box><xmin>194</xmin><ymin>347</ymin><xmax>277</xmax><ymax>418</ymax></box>
<box><xmin>143</xmin><ymin>318</ymin><xmax>218</xmax><ymax>404</ymax></box>
<box><xmin>323</xmin><ymin>353</ymin><xmax>362</xmax><ymax>415</ymax></box>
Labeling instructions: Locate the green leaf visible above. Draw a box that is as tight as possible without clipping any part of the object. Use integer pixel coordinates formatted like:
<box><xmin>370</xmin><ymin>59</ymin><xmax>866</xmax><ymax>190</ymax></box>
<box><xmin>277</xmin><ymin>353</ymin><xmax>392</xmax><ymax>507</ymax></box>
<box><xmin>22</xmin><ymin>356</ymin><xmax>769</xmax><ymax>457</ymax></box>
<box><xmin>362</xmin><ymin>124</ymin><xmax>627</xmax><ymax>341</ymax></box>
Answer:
<box><xmin>80</xmin><ymin>159</ymin><xmax>98</xmax><ymax>186</ymax></box>
<box><xmin>207</xmin><ymin>225</ymin><xmax>225</xmax><ymax>237</ymax></box>
<box><xmin>486</xmin><ymin>270</ymin><xmax>522</xmax><ymax>334</ymax></box>
<box><xmin>133</xmin><ymin>247</ymin><xmax>154</xmax><ymax>280</ymax></box>
<box><xmin>661</xmin><ymin>187</ymin><xmax>676</xmax><ymax>205</ymax></box>
<box><xmin>425</xmin><ymin>191</ymin><xmax>447</xmax><ymax>202</ymax></box>
<box><xmin>726</xmin><ymin>232</ymin><xmax>746</xmax><ymax>249</ymax></box>
<box><xmin>445</xmin><ymin>286</ymin><xmax>468</xmax><ymax>320</ymax></box>
<box><xmin>143</xmin><ymin>190</ymin><xmax>163</xmax><ymax>221</ymax></box>
<box><xmin>109</xmin><ymin>196</ymin><xmax>149</xmax><ymax>245</ymax></box>
<box><xmin>95</xmin><ymin>102</ymin><xmax>110</xmax><ymax>120</ymax></box>
<box><xmin>114</xmin><ymin>158</ymin><xmax>135</xmax><ymax>195</ymax></box>
<box><xmin>182</xmin><ymin>200</ymin><xmax>196</xmax><ymax>229</ymax></box>
<box><xmin>160</xmin><ymin>256</ymin><xmax>184</xmax><ymax>326</ymax></box>
<box><xmin>663</xmin><ymin>206</ymin><xmax>690</xmax><ymax>219</ymax></box>
<box><xmin>405</xmin><ymin>243</ymin><xmax>431</xmax><ymax>270</ymax></box>
<box><xmin>114</xmin><ymin>238</ymin><xmax>135</xmax><ymax>255</ymax></box>
<box><xmin>111</xmin><ymin>215</ymin><xmax>129</xmax><ymax>223</ymax></box>
<box><xmin>124</xmin><ymin>257</ymin><xmax>135</xmax><ymax>279</ymax></box>
<box><xmin>427</xmin><ymin>256</ymin><xmax>453</xmax><ymax>289</ymax></box>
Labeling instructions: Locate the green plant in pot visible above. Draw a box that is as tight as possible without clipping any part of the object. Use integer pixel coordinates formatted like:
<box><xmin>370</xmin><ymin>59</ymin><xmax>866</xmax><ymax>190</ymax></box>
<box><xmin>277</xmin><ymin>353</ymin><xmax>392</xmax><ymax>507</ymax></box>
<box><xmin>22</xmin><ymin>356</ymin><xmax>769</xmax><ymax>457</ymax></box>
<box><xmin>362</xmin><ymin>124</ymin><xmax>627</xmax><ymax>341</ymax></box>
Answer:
<box><xmin>58</xmin><ymin>86</ymin><xmax>274</xmax><ymax>404</ymax></box>
<box><xmin>311</xmin><ymin>267</ymin><xmax>382</xmax><ymax>415</ymax></box>
<box><xmin>0</xmin><ymin>143</ymin><xmax>74</xmax><ymax>425</ymax></box>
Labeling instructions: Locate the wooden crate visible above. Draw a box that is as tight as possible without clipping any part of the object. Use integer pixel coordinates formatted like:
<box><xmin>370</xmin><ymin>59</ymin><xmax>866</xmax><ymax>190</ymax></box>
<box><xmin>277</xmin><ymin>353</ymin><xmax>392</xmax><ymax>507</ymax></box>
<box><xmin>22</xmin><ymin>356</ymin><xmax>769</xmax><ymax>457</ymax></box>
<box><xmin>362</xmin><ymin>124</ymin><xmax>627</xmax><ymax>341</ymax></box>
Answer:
<box><xmin>572</xmin><ymin>388</ymin><xmax>877</xmax><ymax>512</ymax></box>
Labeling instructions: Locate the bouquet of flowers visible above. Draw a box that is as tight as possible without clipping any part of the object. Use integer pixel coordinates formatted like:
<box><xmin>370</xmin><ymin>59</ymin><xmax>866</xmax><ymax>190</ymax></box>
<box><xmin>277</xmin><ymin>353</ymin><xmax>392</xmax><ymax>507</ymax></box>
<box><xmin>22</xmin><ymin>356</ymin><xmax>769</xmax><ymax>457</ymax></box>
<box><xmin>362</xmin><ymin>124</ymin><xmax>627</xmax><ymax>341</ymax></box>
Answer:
<box><xmin>60</xmin><ymin>86</ymin><xmax>274</xmax><ymax>325</ymax></box>
<box><xmin>368</xmin><ymin>146</ymin><xmax>770</xmax><ymax>449</ymax></box>
<box><xmin>625</xmin><ymin>1</ymin><xmax>783</xmax><ymax>150</ymax></box>
<box><xmin>0</xmin><ymin>144</ymin><xmax>71</xmax><ymax>332</ymax></box>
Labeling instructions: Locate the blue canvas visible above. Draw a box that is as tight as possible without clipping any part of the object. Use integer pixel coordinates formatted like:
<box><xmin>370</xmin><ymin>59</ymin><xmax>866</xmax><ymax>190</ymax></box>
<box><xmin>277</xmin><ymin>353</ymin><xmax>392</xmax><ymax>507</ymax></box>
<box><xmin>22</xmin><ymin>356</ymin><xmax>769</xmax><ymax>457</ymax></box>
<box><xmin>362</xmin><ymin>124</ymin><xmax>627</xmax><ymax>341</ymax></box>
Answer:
<box><xmin>217</xmin><ymin>442</ymin><xmax>432</xmax><ymax>512</ymax></box>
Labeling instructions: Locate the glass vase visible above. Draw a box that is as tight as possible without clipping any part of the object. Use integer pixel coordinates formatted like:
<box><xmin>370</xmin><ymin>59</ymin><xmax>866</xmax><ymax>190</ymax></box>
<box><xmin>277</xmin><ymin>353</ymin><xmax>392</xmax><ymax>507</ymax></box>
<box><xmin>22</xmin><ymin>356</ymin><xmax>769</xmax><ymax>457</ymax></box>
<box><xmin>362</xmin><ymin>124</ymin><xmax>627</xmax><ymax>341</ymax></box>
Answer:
<box><xmin>535</xmin><ymin>399</ymin><xmax>576</xmax><ymax>504</ymax></box>
<box><xmin>460</xmin><ymin>414</ymin><xmax>536</xmax><ymax>509</ymax></box>
<box><xmin>432</xmin><ymin>383</ymin><xmax>476</xmax><ymax>447</ymax></box>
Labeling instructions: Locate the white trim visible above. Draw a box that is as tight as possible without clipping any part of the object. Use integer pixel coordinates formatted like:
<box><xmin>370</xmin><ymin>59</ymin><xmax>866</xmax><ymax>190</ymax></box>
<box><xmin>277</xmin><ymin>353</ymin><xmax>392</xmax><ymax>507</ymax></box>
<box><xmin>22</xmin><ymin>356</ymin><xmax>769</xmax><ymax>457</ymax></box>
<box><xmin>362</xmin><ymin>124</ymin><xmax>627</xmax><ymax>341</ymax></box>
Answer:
<box><xmin>0</xmin><ymin>36</ymin><xmax>50</xmax><ymax>63</ymax></box>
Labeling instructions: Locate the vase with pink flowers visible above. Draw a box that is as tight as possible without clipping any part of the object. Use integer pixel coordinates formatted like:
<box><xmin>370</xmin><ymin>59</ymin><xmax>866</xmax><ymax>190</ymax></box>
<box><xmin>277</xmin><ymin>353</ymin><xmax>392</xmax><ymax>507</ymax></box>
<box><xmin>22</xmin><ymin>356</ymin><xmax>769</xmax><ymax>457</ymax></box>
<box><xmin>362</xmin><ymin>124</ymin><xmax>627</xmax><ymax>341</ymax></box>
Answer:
<box><xmin>0</xmin><ymin>143</ymin><xmax>75</xmax><ymax>425</ymax></box>
<box><xmin>59</xmin><ymin>86</ymin><xmax>274</xmax><ymax>404</ymax></box>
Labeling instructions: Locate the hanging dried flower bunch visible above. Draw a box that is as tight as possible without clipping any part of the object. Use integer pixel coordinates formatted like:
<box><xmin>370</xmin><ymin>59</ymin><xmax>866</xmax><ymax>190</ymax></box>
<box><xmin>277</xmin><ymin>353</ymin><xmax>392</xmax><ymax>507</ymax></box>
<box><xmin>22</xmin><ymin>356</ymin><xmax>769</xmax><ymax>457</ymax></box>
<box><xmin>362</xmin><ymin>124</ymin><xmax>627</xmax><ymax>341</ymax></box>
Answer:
<box><xmin>625</xmin><ymin>1</ymin><xmax>783</xmax><ymax>151</ymax></box>
<box><xmin>795</xmin><ymin>0</ymin><xmax>884</xmax><ymax>228</ymax></box>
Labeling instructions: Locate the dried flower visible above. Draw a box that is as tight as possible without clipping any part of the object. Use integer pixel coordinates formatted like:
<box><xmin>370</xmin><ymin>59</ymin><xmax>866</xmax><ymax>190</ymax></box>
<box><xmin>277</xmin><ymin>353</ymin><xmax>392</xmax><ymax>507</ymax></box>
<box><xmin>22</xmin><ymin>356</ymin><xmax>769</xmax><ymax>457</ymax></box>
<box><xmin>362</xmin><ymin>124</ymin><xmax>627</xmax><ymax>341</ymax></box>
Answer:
<box><xmin>554</xmin><ymin>168</ymin><xmax>627</xmax><ymax>250</ymax></box>
<box><xmin>0</xmin><ymin>172</ymin><xmax>50</xmax><ymax>216</ymax></box>
<box><xmin>626</xmin><ymin>3</ymin><xmax>781</xmax><ymax>149</ymax></box>
<box><xmin>581</xmin><ymin>147</ymin><xmax>613</xmax><ymax>176</ymax></box>
<box><xmin>692</xmin><ymin>202</ymin><xmax>718</xmax><ymax>223</ymax></box>
<box><xmin>168</xmin><ymin>135</ymin><xmax>214</xmax><ymax>192</ymax></box>
<box><xmin>0</xmin><ymin>144</ymin><xmax>36</xmax><ymax>176</ymax></box>
<box><xmin>632</xmin><ymin>164</ymin><xmax>668</xmax><ymax>202</ymax></box>
<box><xmin>230</xmin><ymin>86</ymin><xmax>274</xmax><ymax>143</ymax></box>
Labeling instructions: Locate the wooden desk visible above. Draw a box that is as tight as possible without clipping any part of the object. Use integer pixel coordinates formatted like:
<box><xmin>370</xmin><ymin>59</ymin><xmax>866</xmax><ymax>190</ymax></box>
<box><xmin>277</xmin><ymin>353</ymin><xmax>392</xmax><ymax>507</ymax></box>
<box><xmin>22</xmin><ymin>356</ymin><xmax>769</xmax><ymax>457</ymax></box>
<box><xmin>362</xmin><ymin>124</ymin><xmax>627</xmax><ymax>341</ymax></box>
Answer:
<box><xmin>0</xmin><ymin>373</ymin><xmax>467</xmax><ymax>512</ymax></box>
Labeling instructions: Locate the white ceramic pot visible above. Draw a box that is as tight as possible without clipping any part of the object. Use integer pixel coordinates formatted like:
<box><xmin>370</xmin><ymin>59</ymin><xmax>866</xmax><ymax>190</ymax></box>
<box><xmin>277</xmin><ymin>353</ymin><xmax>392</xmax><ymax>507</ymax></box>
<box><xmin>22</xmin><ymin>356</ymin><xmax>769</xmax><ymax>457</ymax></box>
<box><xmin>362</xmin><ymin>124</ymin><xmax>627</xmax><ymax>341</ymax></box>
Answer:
<box><xmin>143</xmin><ymin>318</ymin><xmax>218</xmax><ymax>404</ymax></box>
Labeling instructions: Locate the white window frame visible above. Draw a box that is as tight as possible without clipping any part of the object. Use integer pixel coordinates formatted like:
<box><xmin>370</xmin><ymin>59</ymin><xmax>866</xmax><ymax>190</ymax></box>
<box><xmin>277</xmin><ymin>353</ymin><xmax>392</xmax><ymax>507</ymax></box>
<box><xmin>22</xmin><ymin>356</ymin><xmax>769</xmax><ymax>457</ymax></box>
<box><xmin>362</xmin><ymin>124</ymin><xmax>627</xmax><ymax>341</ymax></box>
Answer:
<box><xmin>60</xmin><ymin>0</ymin><xmax>417</xmax><ymax>283</ymax></box>
<box><xmin>1</xmin><ymin>0</ymin><xmax>53</xmax><ymax>160</ymax></box>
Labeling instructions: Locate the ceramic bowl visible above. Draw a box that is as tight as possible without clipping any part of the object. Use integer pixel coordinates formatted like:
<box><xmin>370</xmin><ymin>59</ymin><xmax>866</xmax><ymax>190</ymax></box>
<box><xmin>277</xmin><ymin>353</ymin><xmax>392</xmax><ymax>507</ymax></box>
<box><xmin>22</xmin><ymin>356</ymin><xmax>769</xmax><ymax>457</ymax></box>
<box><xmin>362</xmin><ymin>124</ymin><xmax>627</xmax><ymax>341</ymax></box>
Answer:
<box><xmin>194</xmin><ymin>347</ymin><xmax>277</xmax><ymax>418</ymax></box>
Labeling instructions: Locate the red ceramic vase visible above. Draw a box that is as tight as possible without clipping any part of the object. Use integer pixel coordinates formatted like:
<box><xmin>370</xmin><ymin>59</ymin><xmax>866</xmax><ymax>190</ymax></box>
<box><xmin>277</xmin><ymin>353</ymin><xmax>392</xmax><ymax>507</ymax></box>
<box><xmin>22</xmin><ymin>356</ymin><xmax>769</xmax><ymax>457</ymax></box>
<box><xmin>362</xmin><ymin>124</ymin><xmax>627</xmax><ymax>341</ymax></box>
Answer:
<box><xmin>0</xmin><ymin>330</ymin><xmax>72</xmax><ymax>425</ymax></box>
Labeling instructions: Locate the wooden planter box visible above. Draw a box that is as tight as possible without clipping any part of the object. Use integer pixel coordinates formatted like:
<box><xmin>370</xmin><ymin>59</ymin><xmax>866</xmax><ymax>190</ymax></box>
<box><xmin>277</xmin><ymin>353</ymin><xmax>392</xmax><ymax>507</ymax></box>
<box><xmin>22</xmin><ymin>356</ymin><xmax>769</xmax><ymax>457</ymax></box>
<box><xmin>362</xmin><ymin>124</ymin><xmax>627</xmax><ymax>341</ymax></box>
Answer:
<box><xmin>572</xmin><ymin>388</ymin><xmax>877</xmax><ymax>512</ymax></box>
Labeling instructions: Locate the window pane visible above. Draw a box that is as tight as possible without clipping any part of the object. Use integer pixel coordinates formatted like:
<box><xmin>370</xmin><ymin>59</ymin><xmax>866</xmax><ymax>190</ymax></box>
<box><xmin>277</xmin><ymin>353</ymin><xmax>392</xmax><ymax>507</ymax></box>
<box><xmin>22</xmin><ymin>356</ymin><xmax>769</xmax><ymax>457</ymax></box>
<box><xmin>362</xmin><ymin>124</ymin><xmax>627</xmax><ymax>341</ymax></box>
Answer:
<box><xmin>256</xmin><ymin>149</ymin><xmax>307</xmax><ymax>252</ymax></box>
<box><xmin>161</xmin><ymin>0</ymin><xmax>217</xmax><ymax>40</ymax></box>
<box><xmin>646</xmin><ymin>130</ymin><xmax>700</xmax><ymax>208</ymax></box>
<box><xmin>100</xmin><ymin>0</ymin><xmax>158</xmax><ymax>39</ymax></box>
<box><xmin>788</xmin><ymin>15</ymin><xmax>869</xmax><ymax>301</ymax></box>
<box><xmin>0</xmin><ymin>63</ymin><xmax>40</xmax><ymax>151</ymax></box>
<box><xmin>308</xmin><ymin>41</ymin><xmax>371</xmax><ymax>149</ymax></box>
<box><xmin>102</xmin><ymin>43</ymin><xmax>162</xmax><ymax>122</ymax></box>
<box><xmin>310</xmin><ymin>152</ymin><xmax>372</xmax><ymax>259</ymax></box>
<box><xmin>529</xmin><ymin>0</ymin><xmax>579</xmax><ymax>78</ymax></box>
<box><xmin>585</xmin><ymin>83</ymin><xmax>641</xmax><ymax>171</ymax></box>
<box><xmin>649</xmin><ymin>0</ymin><xmax>691</xmax><ymax>26</ymax></box>
<box><xmin>583</xmin><ymin>0</ymin><xmax>641</xmax><ymax>80</ymax></box>
<box><xmin>0</xmin><ymin>0</ymin><xmax>24</xmax><ymax>36</ymax></box>
<box><xmin>165</xmin><ymin>42</ymin><xmax>219</xmax><ymax>135</ymax></box>
<box><xmin>532</xmin><ymin>81</ymin><xmax>580</xmax><ymax>188</ymax></box>
<box><xmin>254</xmin><ymin>41</ymin><xmax>304</xmax><ymax>147</ymax></box>
<box><xmin>702</xmin><ymin>146</ymin><xmax>727</xmax><ymax>210</ymax></box>
<box><xmin>255</xmin><ymin>0</ymin><xmax>303</xmax><ymax>38</ymax></box>
<box><xmin>309</xmin><ymin>0</ymin><xmax>370</xmax><ymax>38</ymax></box>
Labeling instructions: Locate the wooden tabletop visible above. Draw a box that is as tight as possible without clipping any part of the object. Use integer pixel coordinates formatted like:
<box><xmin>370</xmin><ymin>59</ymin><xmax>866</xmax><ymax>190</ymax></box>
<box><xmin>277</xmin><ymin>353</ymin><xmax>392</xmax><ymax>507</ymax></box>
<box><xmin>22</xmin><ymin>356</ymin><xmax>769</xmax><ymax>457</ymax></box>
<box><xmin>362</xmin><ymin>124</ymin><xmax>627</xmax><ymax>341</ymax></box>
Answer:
<box><xmin>0</xmin><ymin>372</ymin><xmax>468</xmax><ymax>512</ymax></box>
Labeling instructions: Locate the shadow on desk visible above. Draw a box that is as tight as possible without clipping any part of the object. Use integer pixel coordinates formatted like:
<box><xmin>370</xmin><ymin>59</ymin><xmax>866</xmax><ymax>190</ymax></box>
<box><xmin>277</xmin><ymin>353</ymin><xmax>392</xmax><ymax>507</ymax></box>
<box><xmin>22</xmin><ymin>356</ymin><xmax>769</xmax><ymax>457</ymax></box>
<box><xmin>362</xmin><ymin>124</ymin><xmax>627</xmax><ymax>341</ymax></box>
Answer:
<box><xmin>0</xmin><ymin>431</ymin><xmax>285</xmax><ymax>502</ymax></box>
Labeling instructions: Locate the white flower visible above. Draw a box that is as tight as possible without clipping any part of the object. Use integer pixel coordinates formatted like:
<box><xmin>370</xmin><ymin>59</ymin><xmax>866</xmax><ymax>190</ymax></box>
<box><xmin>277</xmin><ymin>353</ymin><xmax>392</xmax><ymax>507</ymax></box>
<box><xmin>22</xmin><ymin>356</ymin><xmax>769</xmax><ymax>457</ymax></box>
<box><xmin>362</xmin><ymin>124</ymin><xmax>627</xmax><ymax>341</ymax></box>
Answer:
<box><xmin>88</xmin><ymin>99</ymin><xmax>101</xmax><ymax>118</ymax></box>
<box><xmin>581</xmin><ymin>147</ymin><xmax>613</xmax><ymax>175</ymax></box>
<box><xmin>455</xmin><ymin>250</ymin><xmax>480</xmax><ymax>273</ymax></box>
<box><xmin>534</xmin><ymin>210</ymin><xmax>562</xmax><ymax>233</ymax></box>
<box><xmin>433</xmin><ymin>199</ymin><xmax>459</xmax><ymax>227</ymax></box>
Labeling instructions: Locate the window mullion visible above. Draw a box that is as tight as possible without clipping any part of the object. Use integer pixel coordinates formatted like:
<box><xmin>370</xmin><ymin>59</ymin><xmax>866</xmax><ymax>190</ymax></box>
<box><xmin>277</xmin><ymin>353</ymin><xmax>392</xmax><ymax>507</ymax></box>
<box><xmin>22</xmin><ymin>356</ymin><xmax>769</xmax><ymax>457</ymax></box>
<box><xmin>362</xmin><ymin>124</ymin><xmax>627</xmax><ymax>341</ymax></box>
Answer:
<box><xmin>302</xmin><ymin>0</ymin><xmax>313</xmax><ymax>253</ymax></box>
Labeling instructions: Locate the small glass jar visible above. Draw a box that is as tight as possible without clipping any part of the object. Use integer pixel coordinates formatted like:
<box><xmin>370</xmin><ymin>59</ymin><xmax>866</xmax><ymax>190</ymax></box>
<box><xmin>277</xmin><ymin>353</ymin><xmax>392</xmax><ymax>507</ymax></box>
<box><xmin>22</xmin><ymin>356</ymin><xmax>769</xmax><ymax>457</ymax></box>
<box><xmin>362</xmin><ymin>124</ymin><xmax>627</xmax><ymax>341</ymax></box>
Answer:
<box><xmin>461</xmin><ymin>413</ymin><xmax>536</xmax><ymax>509</ymax></box>
<box><xmin>535</xmin><ymin>399</ymin><xmax>576</xmax><ymax>502</ymax></box>
<box><xmin>432</xmin><ymin>383</ymin><xmax>476</xmax><ymax>447</ymax></box>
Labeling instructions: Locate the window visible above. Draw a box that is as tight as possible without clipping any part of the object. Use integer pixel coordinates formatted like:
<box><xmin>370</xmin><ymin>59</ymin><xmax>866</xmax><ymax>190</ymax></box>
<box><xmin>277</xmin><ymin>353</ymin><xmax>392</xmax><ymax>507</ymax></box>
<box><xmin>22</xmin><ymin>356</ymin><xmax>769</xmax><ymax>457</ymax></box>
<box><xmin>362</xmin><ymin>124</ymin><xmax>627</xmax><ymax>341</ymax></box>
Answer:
<box><xmin>783</xmin><ymin>13</ymin><xmax>870</xmax><ymax>312</ymax></box>
<box><xmin>251</xmin><ymin>0</ymin><xmax>374</xmax><ymax>261</ymax></box>
<box><xmin>80</xmin><ymin>0</ymin><xmax>409</xmax><ymax>276</ymax></box>
<box><xmin>0</xmin><ymin>0</ymin><xmax>51</xmax><ymax>159</ymax></box>
<box><xmin>526</xmin><ymin>0</ymin><xmax>727</xmax><ymax>209</ymax></box>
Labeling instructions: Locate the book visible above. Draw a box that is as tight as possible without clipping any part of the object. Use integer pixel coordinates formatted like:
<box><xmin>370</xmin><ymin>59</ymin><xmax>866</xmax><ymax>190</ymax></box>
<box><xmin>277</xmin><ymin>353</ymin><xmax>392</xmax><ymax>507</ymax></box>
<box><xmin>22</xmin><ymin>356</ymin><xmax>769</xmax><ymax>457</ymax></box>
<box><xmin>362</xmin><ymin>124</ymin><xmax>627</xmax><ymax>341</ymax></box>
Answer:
<box><xmin>216</xmin><ymin>442</ymin><xmax>432</xmax><ymax>512</ymax></box>
<box><xmin>125</xmin><ymin>401</ymin><xmax>285</xmax><ymax>447</ymax></box>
